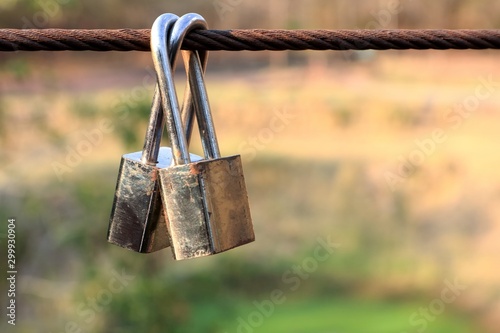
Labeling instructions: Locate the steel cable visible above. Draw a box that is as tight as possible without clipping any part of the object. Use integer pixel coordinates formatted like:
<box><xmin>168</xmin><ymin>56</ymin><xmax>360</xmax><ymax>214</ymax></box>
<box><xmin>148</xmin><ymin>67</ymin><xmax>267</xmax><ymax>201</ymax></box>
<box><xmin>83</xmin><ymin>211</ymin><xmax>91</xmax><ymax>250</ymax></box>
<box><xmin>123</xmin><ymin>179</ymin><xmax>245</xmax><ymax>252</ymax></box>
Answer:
<box><xmin>0</xmin><ymin>29</ymin><xmax>499</xmax><ymax>52</ymax></box>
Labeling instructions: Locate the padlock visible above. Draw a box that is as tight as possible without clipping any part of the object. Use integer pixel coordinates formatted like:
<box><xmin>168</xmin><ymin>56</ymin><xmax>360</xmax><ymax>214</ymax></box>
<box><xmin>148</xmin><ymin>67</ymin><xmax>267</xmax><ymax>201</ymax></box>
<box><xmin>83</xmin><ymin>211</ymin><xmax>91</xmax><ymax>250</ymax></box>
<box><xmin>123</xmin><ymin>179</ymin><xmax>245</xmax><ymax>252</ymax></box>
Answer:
<box><xmin>107</xmin><ymin>13</ymin><xmax>205</xmax><ymax>253</ymax></box>
<box><xmin>151</xmin><ymin>14</ymin><xmax>255</xmax><ymax>260</ymax></box>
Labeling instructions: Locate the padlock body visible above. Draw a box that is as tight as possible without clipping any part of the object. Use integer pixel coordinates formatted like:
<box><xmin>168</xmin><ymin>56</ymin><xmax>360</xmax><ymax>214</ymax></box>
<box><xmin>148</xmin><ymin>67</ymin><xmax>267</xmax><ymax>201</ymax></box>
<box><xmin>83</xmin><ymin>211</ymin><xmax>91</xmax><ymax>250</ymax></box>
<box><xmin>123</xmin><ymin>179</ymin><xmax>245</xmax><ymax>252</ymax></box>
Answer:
<box><xmin>108</xmin><ymin>147</ymin><xmax>202</xmax><ymax>253</ymax></box>
<box><xmin>160</xmin><ymin>155</ymin><xmax>254</xmax><ymax>260</ymax></box>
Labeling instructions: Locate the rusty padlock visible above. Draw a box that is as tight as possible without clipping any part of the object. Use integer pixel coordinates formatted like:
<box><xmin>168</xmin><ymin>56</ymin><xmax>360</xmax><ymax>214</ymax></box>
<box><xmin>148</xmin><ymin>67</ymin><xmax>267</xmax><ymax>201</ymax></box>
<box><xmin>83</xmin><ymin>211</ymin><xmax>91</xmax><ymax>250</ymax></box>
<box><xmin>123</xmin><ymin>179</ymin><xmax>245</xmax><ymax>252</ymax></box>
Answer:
<box><xmin>107</xmin><ymin>13</ymin><xmax>205</xmax><ymax>253</ymax></box>
<box><xmin>151</xmin><ymin>14</ymin><xmax>255</xmax><ymax>260</ymax></box>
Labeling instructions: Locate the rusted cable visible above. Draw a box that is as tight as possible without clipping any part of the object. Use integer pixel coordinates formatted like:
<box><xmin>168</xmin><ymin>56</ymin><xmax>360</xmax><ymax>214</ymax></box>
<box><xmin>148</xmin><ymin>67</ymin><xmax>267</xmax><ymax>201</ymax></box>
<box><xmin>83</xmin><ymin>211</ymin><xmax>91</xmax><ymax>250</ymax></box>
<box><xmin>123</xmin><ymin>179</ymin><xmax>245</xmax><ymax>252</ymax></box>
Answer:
<box><xmin>0</xmin><ymin>29</ymin><xmax>499</xmax><ymax>52</ymax></box>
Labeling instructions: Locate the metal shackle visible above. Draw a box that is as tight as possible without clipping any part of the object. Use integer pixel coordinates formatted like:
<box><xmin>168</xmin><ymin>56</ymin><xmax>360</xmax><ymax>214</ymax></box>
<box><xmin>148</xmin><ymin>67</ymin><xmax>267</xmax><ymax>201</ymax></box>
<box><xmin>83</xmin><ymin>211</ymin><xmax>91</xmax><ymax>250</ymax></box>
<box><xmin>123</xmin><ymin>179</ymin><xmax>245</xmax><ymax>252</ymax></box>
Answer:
<box><xmin>168</xmin><ymin>14</ymin><xmax>210</xmax><ymax>155</ymax></box>
<box><xmin>152</xmin><ymin>13</ymin><xmax>220</xmax><ymax>166</ymax></box>
<box><xmin>141</xmin><ymin>14</ymin><xmax>177</xmax><ymax>165</ymax></box>
<box><xmin>141</xmin><ymin>14</ymin><xmax>209</xmax><ymax>165</ymax></box>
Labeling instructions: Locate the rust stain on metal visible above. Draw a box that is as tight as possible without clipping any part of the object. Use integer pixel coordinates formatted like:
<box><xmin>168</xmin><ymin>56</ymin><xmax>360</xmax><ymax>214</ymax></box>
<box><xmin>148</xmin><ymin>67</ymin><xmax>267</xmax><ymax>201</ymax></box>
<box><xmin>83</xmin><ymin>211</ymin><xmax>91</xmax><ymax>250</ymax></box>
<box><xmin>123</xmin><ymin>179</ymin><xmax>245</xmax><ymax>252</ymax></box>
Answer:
<box><xmin>189</xmin><ymin>163</ymin><xmax>201</xmax><ymax>175</ymax></box>
<box><xmin>151</xmin><ymin>169</ymin><xmax>159</xmax><ymax>182</ymax></box>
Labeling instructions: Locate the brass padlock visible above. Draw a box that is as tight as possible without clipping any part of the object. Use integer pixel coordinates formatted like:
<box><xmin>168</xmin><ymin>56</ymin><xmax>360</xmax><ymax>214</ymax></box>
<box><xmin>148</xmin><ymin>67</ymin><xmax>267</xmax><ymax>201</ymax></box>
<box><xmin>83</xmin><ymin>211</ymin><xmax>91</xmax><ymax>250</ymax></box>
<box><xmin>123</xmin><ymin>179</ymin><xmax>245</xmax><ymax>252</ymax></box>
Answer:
<box><xmin>107</xmin><ymin>13</ymin><xmax>205</xmax><ymax>253</ymax></box>
<box><xmin>151</xmin><ymin>14</ymin><xmax>255</xmax><ymax>260</ymax></box>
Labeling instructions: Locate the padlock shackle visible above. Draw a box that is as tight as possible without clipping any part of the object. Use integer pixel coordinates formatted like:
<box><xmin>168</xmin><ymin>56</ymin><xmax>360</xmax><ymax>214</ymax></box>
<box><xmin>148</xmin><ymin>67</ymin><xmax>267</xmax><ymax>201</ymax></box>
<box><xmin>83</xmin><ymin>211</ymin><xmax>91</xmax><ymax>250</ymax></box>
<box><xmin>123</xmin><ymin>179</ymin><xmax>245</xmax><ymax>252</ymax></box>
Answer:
<box><xmin>141</xmin><ymin>86</ymin><xmax>164</xmax><ymax>165</ymax></box>
<box><xmin>168</xmin><ymin>14</ymin><xmax>208</xmax><ymax>71</ymax></box>
<box><xmin>169</xmin><ymin>14</ymin><xmax>209</xmax><ymax>157</ymax></box>
<box><xmin>171</xmin><ymin>14</ymin><xmax>219</xmax><ymax>159</ymax></box>
<box><xmin>141</xmin><ymin>15</ymin><xmax>209</xmax><ymax>165</ymax></box>
<box><xmin>141</xmin><ymin>14</ymin><xmax>178</xmax><ymax>165</ymax></box>
<box><xmin>152</xmin><ymin>14</ymin><xmax>191</xmax><ymax>165</ymax></box>
<box><xmin>185</xmin><ymin>50</ymin><xmax>221</xmax><ymax>159</ymax></box>
<box><xmin>152</xmin><ymin>14</ymin><xmax>221</xmax><ymax>166</ymax></box>
<box><xmin>172</xmin><ymin>14</ymin><xmax>219</xmax><ymax>160</ymax></box>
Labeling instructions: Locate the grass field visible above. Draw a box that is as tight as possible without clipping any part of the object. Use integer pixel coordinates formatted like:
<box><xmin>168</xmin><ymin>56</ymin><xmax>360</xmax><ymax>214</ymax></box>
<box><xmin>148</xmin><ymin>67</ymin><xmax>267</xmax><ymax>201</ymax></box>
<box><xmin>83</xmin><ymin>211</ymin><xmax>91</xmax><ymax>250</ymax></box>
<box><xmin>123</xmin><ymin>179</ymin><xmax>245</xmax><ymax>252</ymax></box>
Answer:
<box><xmin>234</xmin><ymin>298</ymin><xmax>478</xmax><ymax>333</ymax></box>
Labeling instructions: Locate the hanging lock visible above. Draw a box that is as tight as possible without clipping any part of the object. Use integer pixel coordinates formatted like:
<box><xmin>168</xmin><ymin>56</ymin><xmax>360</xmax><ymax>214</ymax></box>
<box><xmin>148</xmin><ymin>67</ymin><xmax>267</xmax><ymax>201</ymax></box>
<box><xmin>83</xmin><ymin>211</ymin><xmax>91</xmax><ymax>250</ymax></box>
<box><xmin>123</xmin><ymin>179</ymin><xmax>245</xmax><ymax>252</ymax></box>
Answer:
<box><xmin>107</xmin><ymin>14</ymin><xmax>206</xmax><ymax>253</ymax></box>
<box><xmin>151</xmin><ymin>14</ymin><xmax>255</xmax><ymax>260</ymax></box>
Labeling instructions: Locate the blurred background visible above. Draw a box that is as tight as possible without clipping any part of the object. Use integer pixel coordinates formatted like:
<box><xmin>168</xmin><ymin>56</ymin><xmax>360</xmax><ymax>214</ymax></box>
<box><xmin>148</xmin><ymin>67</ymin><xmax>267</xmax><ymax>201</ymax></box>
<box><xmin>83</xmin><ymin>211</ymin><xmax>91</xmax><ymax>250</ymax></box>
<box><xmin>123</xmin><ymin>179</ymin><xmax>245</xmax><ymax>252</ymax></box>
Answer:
<box><xmin>1</xmin><ymin>1</ymin><xmax>500</xmax><ymax>332</ymax></box>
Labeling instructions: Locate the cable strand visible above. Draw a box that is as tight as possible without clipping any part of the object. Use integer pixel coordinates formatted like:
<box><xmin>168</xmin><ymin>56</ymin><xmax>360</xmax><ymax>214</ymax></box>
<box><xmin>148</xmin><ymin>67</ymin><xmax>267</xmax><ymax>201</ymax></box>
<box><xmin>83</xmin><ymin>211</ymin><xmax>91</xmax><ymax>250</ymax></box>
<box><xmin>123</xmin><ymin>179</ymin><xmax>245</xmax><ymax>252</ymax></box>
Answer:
<box><xmin>0</xmin><ymin>29</ymin><xmax>499</xmax><ymax>52</ymax></box>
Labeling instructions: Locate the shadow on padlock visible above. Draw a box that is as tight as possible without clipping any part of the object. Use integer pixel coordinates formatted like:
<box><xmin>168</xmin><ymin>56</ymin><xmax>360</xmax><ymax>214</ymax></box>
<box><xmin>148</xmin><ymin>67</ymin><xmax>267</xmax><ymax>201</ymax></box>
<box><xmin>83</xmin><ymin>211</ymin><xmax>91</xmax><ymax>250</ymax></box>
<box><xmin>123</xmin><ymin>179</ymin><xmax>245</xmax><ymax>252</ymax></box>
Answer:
<box><xmin>151</xmin><ymin>14</ymin><xmax>255</xmax><ymax>260</ymax></box>
<box><xmin>107</xmin><ymin>14</ymin><xmax>207</xmax><ymax>254</ymax></box>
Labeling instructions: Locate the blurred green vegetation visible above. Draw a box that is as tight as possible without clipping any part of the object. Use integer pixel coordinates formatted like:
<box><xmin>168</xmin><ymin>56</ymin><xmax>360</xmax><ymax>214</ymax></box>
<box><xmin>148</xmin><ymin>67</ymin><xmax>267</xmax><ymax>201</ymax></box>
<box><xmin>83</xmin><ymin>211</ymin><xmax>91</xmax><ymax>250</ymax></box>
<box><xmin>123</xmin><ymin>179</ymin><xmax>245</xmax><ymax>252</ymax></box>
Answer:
<box><xmin>248</xmin><ymin>298</ymin><xmax>478</xmax><ymax>333</ymax></box>
<box><xmin>72</xmin><ymin>96</ymin><xmax>153</xmax><ymax>149</ymax></box>
<box><xmin>0</xmin><ymin>154</ymin><xmax>487</xmax><ymax>332</ymax></box>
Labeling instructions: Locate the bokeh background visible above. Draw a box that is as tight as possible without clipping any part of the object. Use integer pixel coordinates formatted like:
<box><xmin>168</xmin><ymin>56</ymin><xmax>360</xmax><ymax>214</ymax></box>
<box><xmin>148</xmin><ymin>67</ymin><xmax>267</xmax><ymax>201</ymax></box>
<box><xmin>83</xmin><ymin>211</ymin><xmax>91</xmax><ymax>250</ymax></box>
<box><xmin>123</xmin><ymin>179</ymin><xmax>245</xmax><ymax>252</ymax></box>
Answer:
<box><xmin>1</xmin><ymin>1</ymin><xmax>500</xmax><ymax>332</ymax></box>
